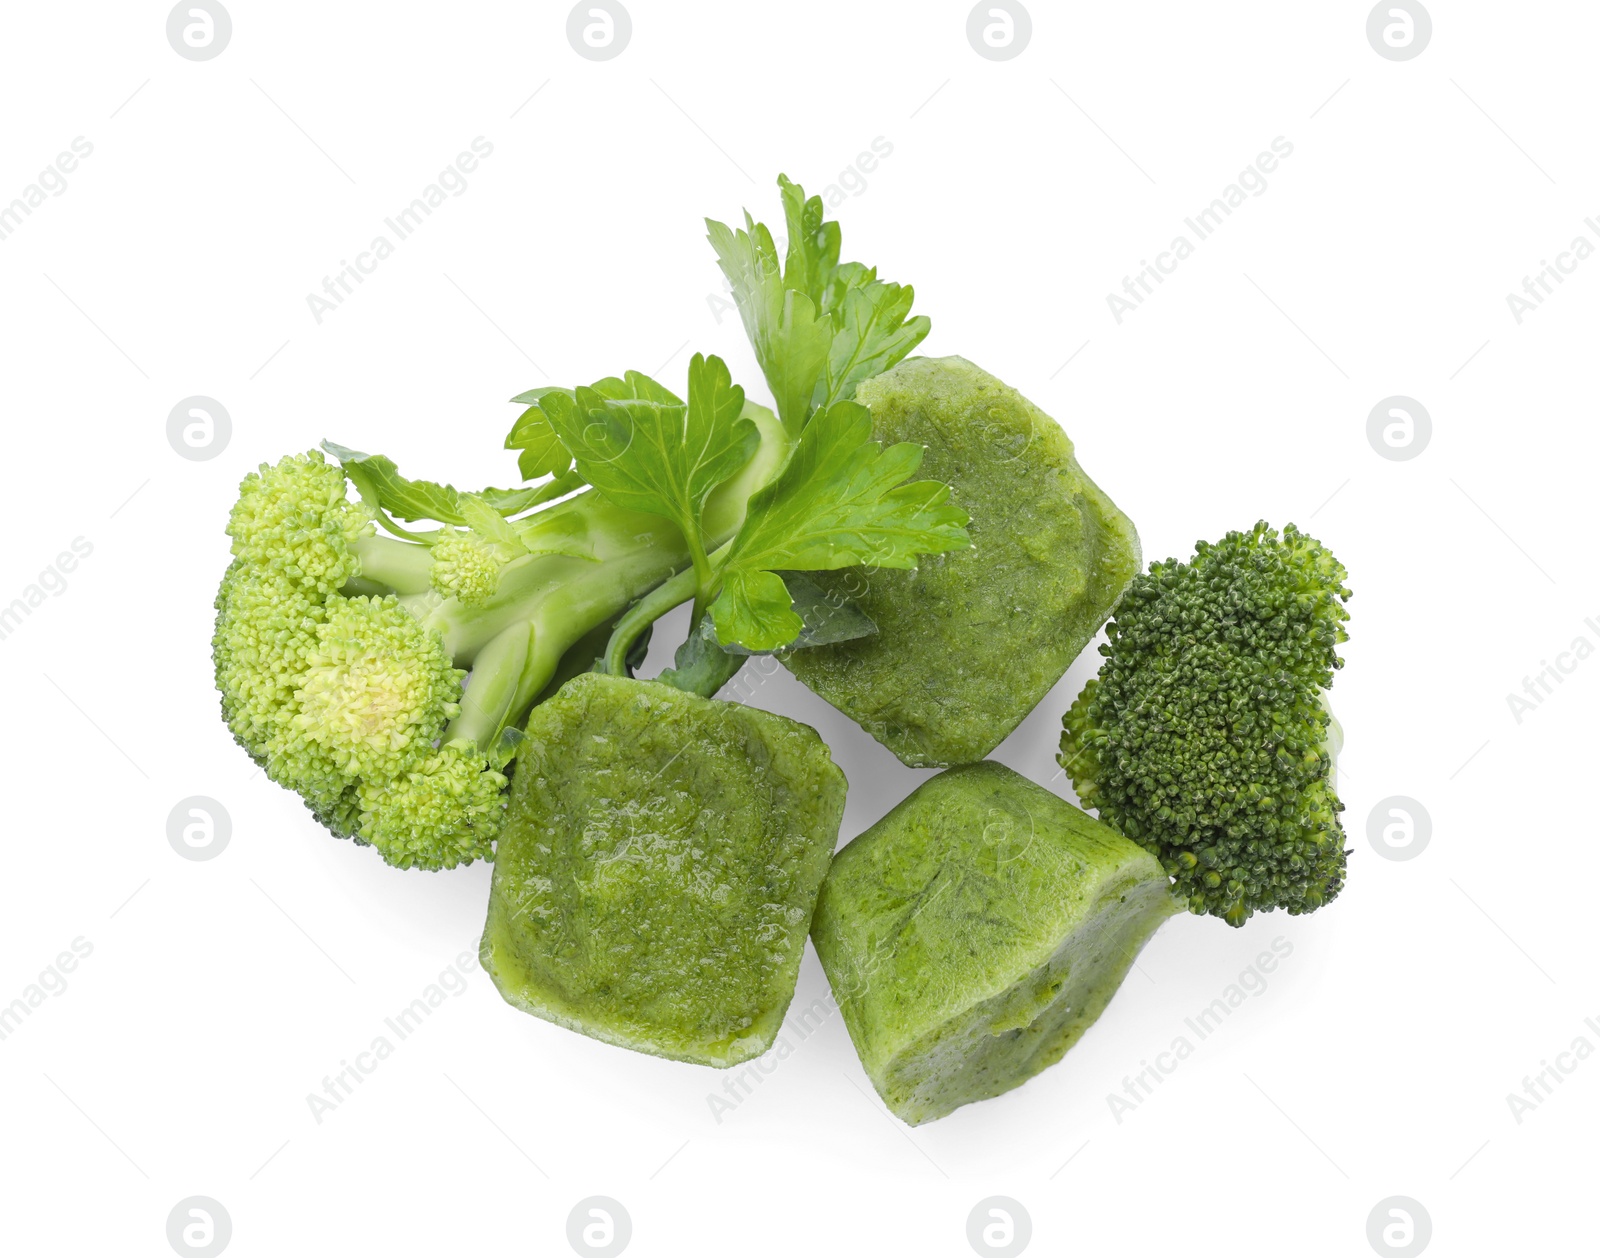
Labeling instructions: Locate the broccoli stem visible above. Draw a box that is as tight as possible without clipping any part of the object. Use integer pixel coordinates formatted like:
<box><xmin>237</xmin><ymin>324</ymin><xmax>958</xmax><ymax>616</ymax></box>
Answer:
<box><xmin>433</xmin><ymin>404</ymin><xmax>792</xmax><ymax>745</ymax></box>
<box><xmin>599</xmin><ymin>537</ymin><xmax>737</xmax><ymax>677</ymax></box>
<box><xmin>601</xmin><ymin>566</ymin><xmax>698</xmax><ymax>676</ymax></box>
<box><xmin>350</xmin><ymin>534</ymin><xmax>436</xmax><ymax>594</ymax></box>
<box><xmin>449</xmin><ymin>622</ymin><xmax>535</xmax><ymax>753</ymax></box>
<box><xmin>433</xmin><ymin>535</ymin><xmax>685</xmax><ymax>749</ymax></box>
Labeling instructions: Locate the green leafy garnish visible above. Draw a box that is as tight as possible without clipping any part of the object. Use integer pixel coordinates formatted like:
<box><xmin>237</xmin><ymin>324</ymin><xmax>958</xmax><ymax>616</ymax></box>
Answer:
<box><xmin>534</xmin><ymin>355</ymin><xmax>758</xmax><ymax>586</ymax></box>
<box><xmin>816</xmin><ymin>265</ymin><xmax>927</xmax><ymax>416</ymax></box>
<box><xmin>715</xmin><ymin>572</ymin><xmax>878</xmax><ymax>655</ymax></box>
<box><xmin>498</xmin><ymin>302</ymin><xmax>961</xmax><ymax>661</ymax></box>
<box><xmin>478</xmin><ymin>477</ymin><xmax>584</xmax><ymax>515</ymax></box>
<box><xmin>706</xmin><ymin>174</ymin><xmax>929</xmax><ymax>435</ymax></box>
<box><xmin>655</xmin><ymin>612</ymin><xmax>748</xmax><ymax>699</ymax></box>
<box><xmin>656</xmin><ymin>577</ymin><xmax>877</xmax><ymax>697</ymax></box>
<box><xmin>505</xmin><ymin>388</ymin><xmax>578</xmax><ymax>481</ymax></box>
<box><xmin>708</xmin><ymin>400</ymin><xmax>970</xmax><ymax>650</ymax></box>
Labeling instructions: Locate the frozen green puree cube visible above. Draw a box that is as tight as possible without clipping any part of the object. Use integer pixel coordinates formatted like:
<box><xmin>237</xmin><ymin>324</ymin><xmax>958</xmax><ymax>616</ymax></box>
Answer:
<box><xmin>812</xmin><ymin>762</ymin><xmax>1177</xmax><ymax>1124</ymax></box>
<box><xmin>785</xmin><ymin>356</ymin><xmax>1141</xmax><ymax>767</ymax></box>
<box><xmin>481</xmin><ymin>673</ymin><xmax>847</xmax><ymax>1067</ymax></box>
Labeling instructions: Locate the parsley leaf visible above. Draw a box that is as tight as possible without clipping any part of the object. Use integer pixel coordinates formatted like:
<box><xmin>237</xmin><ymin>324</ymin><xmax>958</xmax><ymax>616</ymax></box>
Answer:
<box><xmin>708</xmin><ymin>400</ymin><xmax>970</xmax><ymax>650</ymax></box>
<box><xmin>533</xmin><ymin>355</ymin><xmax>758</xmax><ymax>580</ymax></box>
<box><xmin>506</xmin><ymin>374</ymin><xmax>684</xmax><ymax>481</ymax></box>
<box><xmin>657</xmin><ymin>575</ymin><xmax>879</xmax><ymax>696</ymax></box>
<box><xmin>706</xmin><ymin>174</ymin><xmax>929</xmax><ymax>435</ymax></box>
<box><xmin>706</xmin><ymin>212</ymin><xmax>828</xmax><ymax>436</ymax></box>
<box><xmin>655</xmin><ymin>612</ymin><xmax>748</xmax><ymax>699</ymax></box>
<box><xmin>815</xmin><ymin>268</ymin><xmax>928</xmax><ymax>415</ymax></box>
<box><xmin>505</xmin><ymin>388</ymin><xmax>576</xmax><ymax>481</ymax></box>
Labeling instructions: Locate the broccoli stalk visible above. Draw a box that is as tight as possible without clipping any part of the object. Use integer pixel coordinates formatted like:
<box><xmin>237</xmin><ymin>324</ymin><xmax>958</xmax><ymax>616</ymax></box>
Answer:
<box><xmin>1058</xmin><ymin>522</ymin><xmax>1353</xmax><ymax>927</ymax></box>
<box><xmin>367</xmin><ymin>442</ymin><xmax>780</xmax><ymax>749</ymax></box>
<box><xmin>214</xmin><ymin>406</ymin><xmax>790</xmax><ymax>871</ymax></box>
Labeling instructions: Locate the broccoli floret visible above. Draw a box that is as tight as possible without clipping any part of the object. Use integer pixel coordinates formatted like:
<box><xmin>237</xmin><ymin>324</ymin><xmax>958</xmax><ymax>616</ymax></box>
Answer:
<box><xmin>295</xmin><ymin>595</ymin><xmax>465</xmax><ymax>777</ymax></box>
<box><xmin>213</xmin><ymin>454</ymin><xmax>370</xmax><ymax>834</ymax></box>
<box><xmin>1058</xmin><ymin>522</ymin><xmax>1352</xmax><ymax>927</ymax></box>
<box><xmin>357</xmin><ymin>743</ymin><xmax>508</xmax><ymax>870</ymax></box>
<box><xmin>213</xmin><ymin>453</ymin><xmax>515</xmax><ymax>868</ymax></box>
<box><xmin>429</xmin><ymin>530</ymin><xmax>502</xmax><ymax>607</ymax></box>
<box><xmin>213</xmin><ymin>419</ymin><xmax>791</xmax><ymax>870</ymax></box>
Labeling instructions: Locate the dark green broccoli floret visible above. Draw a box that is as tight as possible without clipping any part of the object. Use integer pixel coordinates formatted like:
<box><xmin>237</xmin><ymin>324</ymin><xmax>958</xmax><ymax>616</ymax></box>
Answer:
<box><xmin>1058</xmin><ymin>522</ymin><xmax>1352</xmax><ymax>927</ymax></box>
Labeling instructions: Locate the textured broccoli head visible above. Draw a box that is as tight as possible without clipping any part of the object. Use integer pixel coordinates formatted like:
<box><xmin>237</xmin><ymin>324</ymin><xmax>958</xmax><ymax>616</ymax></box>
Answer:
<box><xmin>213</xmin><ymin>453</ymin><xmax>369</xmax><ymax>833</ymax></box>
<box><xmin>428</xmin><ymin>530</ymin><xmax>502</xmax><ymax>608</ymax></box>
<box><xmin>294</xmin><ymin>594</ymin><xmax>464</xmax><ymax>781</ymax></box>
<box><xmin>224</xmin><ymin>448</ymin><xmax>369</xmax><ymax>595</ymax></box>
<box><xmin>356</xmin><ymin>743</ymin><xmax>507</xmax><ymax>871</ymax></box>
<box><xmin>212</xmin><ymin>452</ymin><xmax>504</xmax><ymax>870</ymax></box>
<box><xmin>1058</xmin><ymin>522</ymin><xmax>1352</xmax><ymax>927</ymax></box>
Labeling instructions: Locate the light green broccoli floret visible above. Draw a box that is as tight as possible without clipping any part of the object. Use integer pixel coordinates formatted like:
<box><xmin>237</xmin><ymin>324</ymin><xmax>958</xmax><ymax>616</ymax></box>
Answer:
<box><xmin>213</xmin><ymin>454</ymin><xmax>370</xmax><ymax>833</ymax></box>
<box><xmin>213</xmin><ymin>452</ymin><xmax>510</xmax><ymax>870</ymax></box>
<box><xmin>294</xmin><ymin>595</ymin><xmax>464</xmax><ymax>780</ymax></box>
<box><xmin>429</xmin><ymin>530</ymin><xmax>502</xmax><ymax>608</ymax></box>
<box><xmin>224</xmin><ymin>449</ymin><xmax>368</xmax><ymax>594</ymax></box>
<box><xmin>1059</xmin><ymin>522</ymin><xmax>1352</xmax><ymax>926</ymax></box>
<box><xmin>212</xmin><ymin>426</ymin><xmax>791</xmax><ymax>871</ymax></box>
<box><xmin>358</xmin><ymin>743</ymin><xmax>507</xmax><ymax>870</ymax></box>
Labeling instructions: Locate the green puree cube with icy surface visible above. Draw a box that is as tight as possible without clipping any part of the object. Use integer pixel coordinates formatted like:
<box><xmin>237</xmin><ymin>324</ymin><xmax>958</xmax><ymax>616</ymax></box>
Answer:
<box><xmin>812</xmin><ymin>762</ymin><xmax>1177</xmax><ymax>1125</ymax></box>
<box><xmin>481</xmin><ymin>672</ymin><xmax>846</xmax><ymax>1067</ymax></box>
<box><xmin>785</xmin><ymin>356</ymin><xmax>1141</xmax><ymax>767</ymax></box>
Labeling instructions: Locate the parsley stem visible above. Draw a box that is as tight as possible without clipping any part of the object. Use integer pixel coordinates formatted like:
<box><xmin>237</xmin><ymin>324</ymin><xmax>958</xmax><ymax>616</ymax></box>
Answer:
<box><xmin>689</xmin><ymin>545</ymin><xmax>715</xmax><ymax>623</ymax></box>
<box><xmin>601</xmin><ymin>566</ymin><xmax>696</xmax><ymax>677</ymax></box>
<box><xmin>602</xmin><ymin>541</ymin><xmax>733</xmax><ymax>677</ymax></box>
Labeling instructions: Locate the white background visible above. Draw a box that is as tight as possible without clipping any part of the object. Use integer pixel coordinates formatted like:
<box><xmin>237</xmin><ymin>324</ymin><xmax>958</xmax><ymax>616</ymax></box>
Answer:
<box><xmin>1</xmin><ymin>2</ymin><xmax>1594</xmax><ymax>1255</ymax></box>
